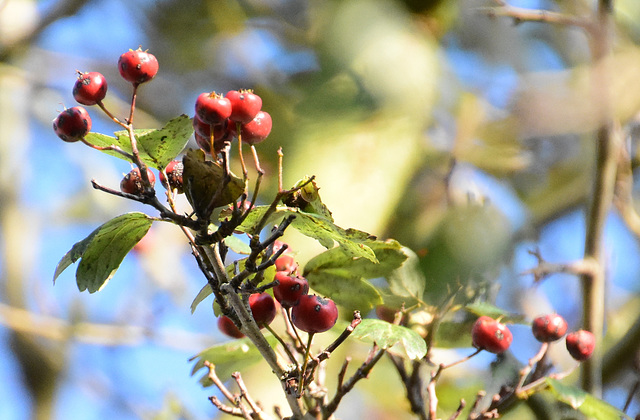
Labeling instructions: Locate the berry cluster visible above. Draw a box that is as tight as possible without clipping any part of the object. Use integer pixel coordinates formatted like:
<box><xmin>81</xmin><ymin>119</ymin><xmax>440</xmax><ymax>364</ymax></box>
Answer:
<box><xmin>470</xmin><ymin>313</ymin><xmax>595</xmax><ymax>362</ymax></box>
<box><xmin>193</xmin><ymin>89</ymin><xmax>272</xmax><ymax>156</ymax></box>
<box><xmin>218</xmin><ymin>243</ymin><xmax>338</xmax><ymax>338</ymax></box>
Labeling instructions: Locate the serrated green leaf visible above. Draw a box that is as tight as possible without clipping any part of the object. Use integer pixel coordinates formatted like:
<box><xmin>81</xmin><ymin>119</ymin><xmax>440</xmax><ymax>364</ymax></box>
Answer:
<box><xmin>351</xmin><ymin>319</ymin><xmax>427</xmax><ymax>360</ymax></box>
<box><xmin>387</xmin><ymin>247</ymin><xmax>426</xmax><ymax>299</ymax></box>
<box><xmin>224</xmin><ymin>235</ymin><xmax>251</xmax><ymax>255</ymax></box>
<box><xmin>304</xmin><ymin>239</ymin><xmax>406</xmax><ymax>280</ymax></box>
<box><xmin>465</xmin><ymin>302</ymin><xmax>527</xmax><ymax>324</ymax></box>
<box><xmin>84</xmin><ymin>115</ymin><xmax>192</xmax><ymax>169</ymax></box>
<box><xmin>62</xmin><ymin>213</ymin><xmax>153</xmax><ymax>293</ymax></box>
<box><xmin>53</xmin><ymin>225</ymin><xmax>102</xmax><ymax>283</ymax></box>
<box><xmin>189</xmin><ymin>335</ymin><xmax>280</xmax><ymax>386</ymax></box>
<box><xmin>546</xmin><ymin>378</ymin><xmax>631</xmax><ymax>419</ymax></box>
<box><xmin>183</xmin><ymin>149</ymin><xmax>244</xmax><ymax>218</ymax></box>
<box><xmin>191</xmin><ymin>284</ymin><xmax>213</xmax><ymax>314</ymax></box>
<box><xmin>307</xmin><ymin>269</ymin><xmax>382</xmax><ymax>312</ymax></box>
<box><xmin>227</xmin><ymin>205</ymin><xmax>377</xmax><ymax>262</ymax></box>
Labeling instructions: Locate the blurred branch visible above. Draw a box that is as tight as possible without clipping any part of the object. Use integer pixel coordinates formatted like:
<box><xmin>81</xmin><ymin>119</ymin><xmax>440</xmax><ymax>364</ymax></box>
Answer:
<box><xmin>0</xmin><ymin>0</ymin><xmax>89</xmax><ymax>62</ymax></box>
<box><xmin>477</xmin><ymin>3</ymin><xmax>593</xmax><ymax>31</ymax></box>
<box><xmin>0</xmin><ymin>302</ymin><xmax>215</xmax><ymax>350</ymax></box>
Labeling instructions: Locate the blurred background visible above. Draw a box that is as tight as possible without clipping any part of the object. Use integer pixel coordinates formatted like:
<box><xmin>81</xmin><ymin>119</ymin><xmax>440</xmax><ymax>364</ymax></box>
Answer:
<box><xmin>3</xmin><ymin>0</ymin><xmax>640</xmax><ymax>418</ymax></box>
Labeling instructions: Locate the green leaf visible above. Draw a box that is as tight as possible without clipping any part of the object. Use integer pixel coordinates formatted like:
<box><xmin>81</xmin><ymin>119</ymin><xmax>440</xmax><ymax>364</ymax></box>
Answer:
<box><xmin>282</xmin><ymin>176</ymin><xmax>333</xmax><ymax>220</ymax></box>
<box><xmin>191</xmin><ymin>284</ymin><xmax>213</xmax><ymax>314</ymax></box>
<box><xmin>546</xmin><ymin>378</ymin><xmax>631</xmax><ymax>420</ymax></box>
<box><xmin>84</xmin><ymin>114</ymin><xmax>193</xmax><ymax>169</ymax></box>
<box><xmin>183</xmin><ymin>149</ymin><xmax>244</xmax><ymax>218</ymax></box>
<box><xmin>308</xmin><ymin>270</ymin><xmax>383</xmax><ymax>312</ymax></box>
<box><xmin>228</xmin><ymin>205</ymin><xmax>378</xmax><ymax>262</ymax></box>
<box><xmin>351</xmin><ymin>319</ymin><xmax>427</xmax><ymax>360</ymax></box>
<box><xmin>190</xmin><ymin>335</ymin><xmax>280</xmax><ymax>386</ymax></box>
<box><xmin>224</xmin><ymin>235</ymin><xmax>251</xmax><ymax>255</ymax></box>
<box><xmin>54</xmin><ymin>213</ymin><xmax>153</xmax><ymax>293</ymax></box>
<box><xmin>465</xmin><ymin>302</ymin><xmax>527</xmax><ymax>324</ymax></box>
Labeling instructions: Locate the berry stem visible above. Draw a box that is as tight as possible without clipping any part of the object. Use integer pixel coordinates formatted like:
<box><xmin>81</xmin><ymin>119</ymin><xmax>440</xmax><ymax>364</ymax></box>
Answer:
<box><xmin>263</xmin><ymin>323</ymin><xmax>300</xmax><ymax>369</ymax></box>
<box><xmin>299</xmin><ymin>333</ymin><xmax>315</xmax><ymax>394</ymax></box>
<box><xmin>96</xmin><ymin>100</ymin><xmax>125</xmax><ymax>128</ymax></box>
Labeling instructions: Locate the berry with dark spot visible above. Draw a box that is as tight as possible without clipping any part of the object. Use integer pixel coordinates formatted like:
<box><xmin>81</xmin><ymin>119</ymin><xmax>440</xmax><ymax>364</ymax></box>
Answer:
<box><xmin>118</xmin><ymin>48</ymin><xmax>159</xmax><ymax>85</ymax></box>
<box><xmin>226</xmin><ymin>89</ymin><xmax>262</xmax><ymax>124</ymax></box>
<box><xmin>532</xmin><ymin>314</ymin><xmax>568</xmax><ymax>343</ymax></box>
<box><xmin>566</xmin><ymin>330</ymin><xmax>595</xmax><ymax>361</ymax></box>
<box><xmin>73</xmin><ymin>71</ymin><xmax>108</xmax><ymax>105</ymax></box>
<box><xmin>120</xmin><ymin>167</ymin><xmax>156</xmax><ymax>195</ymax></box>
<box><xmin>53</xmin><ymin>106</ymin><xmax>92</xmax><ymax>142</ymax></box>
<box><xmin>273</xmin><ymin>272</ymin><xmax>309</xmax><ymax>308</ymax></box>
<box><xmin>159</xmin><ymin>160</ymin><xmax>184</xmax><ymax>193</ymax></box>
<box><xmin>195</xmin><ymin>92</ymin><xmax>232</xmax><ymax>125</ymax></box>
<box><xmin>471</xmin><ymin>316</ymin><xmax>513</xmax><ymax>354</ymax></box>
<box><xmin>249</xmin><ymin>292</ymin><xmax>277</xmax><ymax>328</ymax></box>
<box><xmin>240</xmin><ymin>111</ymin><xmax>272</xmax><ymax>145</ymax></box>
<box><xmin>291</xmin><ymin>295</ymin><xmax>338</xmax><ymax>334</ymax></box>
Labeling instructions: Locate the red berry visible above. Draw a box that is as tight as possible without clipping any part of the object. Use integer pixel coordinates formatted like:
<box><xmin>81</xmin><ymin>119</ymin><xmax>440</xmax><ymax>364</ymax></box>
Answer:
<box><xmin>471</xmin><ymin>316</ymin><xmax>513</xmax><ymax>354</ymax></box>
<box><xmin>120</xmin><ymin>167</ymin><xmax>156</xmax><ymax>195</ymax></box>
<box><xmin>192</xmin><ymin>115</ymin><xmax>231</xmax><ymax>142</ymax></box>
<box><xmin>375</xmin><ymin>306</ymin><xmax>403</xmax><ymax>324</ymax></box>
<box><xmin>195</xmin><ymin>92</ymin><xmax>232</xmax><ymax>125</ymax></box>
<box><xmin>53</xmin><ymin>106</ymin><xmax>92</xmax><ymax>142</ymax></box>
<box><xmin>273</xmin><ymin>272</ymin><xmax>309</xmax><ymax>308</ymax></box>
<box><xmin>566</xmin><ymin>330</ymin><xmax>595</xmax><ymax>361</ymax></box>
<box><xmin>240</xmin><ymin>111</ymin><xmax>272</xmax><ymax>145</ymax></box>
<box><xmin>159</xmin><ymin>160</ymin><xmax>184</xmax><ymax>193</ymax></box>
<box><xmin>248</xmin><ymin>292</ymin><xmax>277</xmax><ymax>328</ymax></box>
<box><xmin>118</xmin><ymin>48</ymin><xmax>159</xmax><ymax>84</ymax></box>
<box><xmin>532</xmin><ymin>314</ymin><xmax>568</xmax><ymax>343</ymax></box>
<box><xmin>291</xmin><ymin>295</ymin><xmax>338</xmax><ymax>334</ymax></box>
<box><xmin>73</xmin><ymin>71</ymin><xmax>108</xmax><ymax>105</ymax></box>
<box><xmin>218</xmin><ymin>315</ymin><xmax>245</xmax><ymax>339</ymax></box>
<box><xmin>275</xmin><ymin>254</ymin><xmax>298</xmax><ymax>274</ymax></box>
<box><xmin>226</xmin><ymin>89</ymin><xmax>262</xmax><ymax>123</ymax></box>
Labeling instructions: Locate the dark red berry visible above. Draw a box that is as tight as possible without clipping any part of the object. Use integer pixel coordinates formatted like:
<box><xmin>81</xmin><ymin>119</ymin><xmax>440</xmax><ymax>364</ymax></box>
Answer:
<box><xmin>218</xmin><ymin>316</ymin><xmax>245</xmax><ymax>339</ymax></box>
<box><xmin>73</xmin><ymin>71</ymin><xmax>108</xmax><ymax>105</ymax></box>
<box><xmin>194</xmin><ymin>132</ymin><xmax>228</xmax><ymax>156</ymax></box>
<box><xmin>120</xmin><ymin>167</ymin><xmax>156</xmax><ymax>195</ymax></box>
<box><xmin>532</xmin><ymin>314</ymin><xmax>568</xmax><ymax>343</ymax></box>
<box><xmin>273</xmin><ymin>272</ymin><xmax>309</xmax><ymax>308</ymax></box>
<box><xmin>118</xmin><ymin>48</ymin><xmax>159</xmax><ymax>84</ymax></box>
<box><xmin>248</xmin><ymin>292</ymin><xmax>277</xmax><ymax>328</ymax></box>
<box><xmin>471</xmin><ymin>316</ymin><xmax>513</xmax><ymax>354</ymax></box>
<box><xmin>192</xmin><ymin>116</ymin><xmax>231</xmax><ymax>142</ymax></box>
<box><xmin>291</xmin><ymin>295</ymin><xmax>338</xmax><ymax>334</ymax></box>
<box><xmin>566</xmin><ymin>330</ymin><xmax>595</xmax><ymax>361</ymax></box>
<box><xmin>275</xmin><ymin>254</ymin><xmax>298</xmax><ymax>274</ymax></box>
<box><xmin>240</xmin><ymin>111</ymin><xmax>272</xmax><ymax>145</ymax></box>
<box><xmin>195</xmin><ymin>92</ymin><xmax>232</xmax><ymax>125</ymax></box>
<box><xmin>226</xmin><ymin>89</ymin><xmax>262</xmax><ymax>123</ymax></box>
<box><xmin>375</xmin><ymin>306</ymin><xmax>404</xmax><ymax>324</ymax></box>
<box><xmin>159</xmin><ymin>160</ymin><xmax>184</xmax><ymax>193</ymax></box>
<box><xmin>53</xmin><ymin>106</ymin><xmax>92</xmax><ymax>142</ymax></box>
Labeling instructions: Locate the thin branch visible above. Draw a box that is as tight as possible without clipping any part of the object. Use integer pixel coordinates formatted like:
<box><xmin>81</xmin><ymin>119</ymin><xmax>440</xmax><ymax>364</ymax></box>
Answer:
<box><xmin>476</xmin><ymin>4</ymin><xmax>592</xmax><ymax>31</ymax></box>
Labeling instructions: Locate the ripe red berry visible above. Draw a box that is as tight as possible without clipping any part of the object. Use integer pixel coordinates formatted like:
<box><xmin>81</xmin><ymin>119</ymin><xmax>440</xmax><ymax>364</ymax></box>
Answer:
<box><xmin>73</xmin><ymin>71</ymin><xmax>108</xmax><ymax>105</ymax></box>
<box><xmin>226</xmin><ymin>89</ymin><xmax>262</xmax><ymax>123</ymax></box>
<box><xmin>248</xmin><ymin>292</ymin><xmax>277</xmax><ymax>328</ymax></box>
<box><xmin>118</xmin><ymin>48</ymin><xmax>159</xmax><ymax>85</ymax></box>
<box><xmin>120</xmin><ymin>167</ymin><xmax>156</xmax><ymax>195</ymax></box>
<box><xmin>273</xmin><ymin>272</ymin><xmax>309</xmax><ymax>308</ymax></box>
<box><xmin>159</xmin><ymin>160</ymin><xmax>184</xmax><ymax>193</ymax></box>
<box><xmin>275</xmin><ymin>254</ymin><xmax>298</xmax><ymax>274</ymax></box>
<box><xmin>566</xmin><ymin>330</ymin><xmax>595</xmax><ymax>361</ymax></box>
<box><xmin>532</xmin><ymin>314</ymin><xmax>568</xmax><ymax>343</ymax></box>
<box><xmin>195</xmin><ymin>92</ymin><xmax>232</xmax><ymax>125</ymax></box>
<box><xmin>291</xmin><ymin>295</ymin><xmax>338</xmax><ymax>334</ymax></box>
<box><xmin>53</xmin><ymin>106</ymin><xmax>92</xmax><ymax>142</ymax></box>
<box><xmin>218</xmin><ymin>315</ymin><xmax>245</xmax><ymax>339</ymax></box>
<box><xmin>240</xmin><ymin>111</ymin><xmax>272</xmax><ymax>145</ymax></box>
<box><xmin>471</xmin><ymin>316</ymin><xmax>513</xmax><ymax>354</ymax></box>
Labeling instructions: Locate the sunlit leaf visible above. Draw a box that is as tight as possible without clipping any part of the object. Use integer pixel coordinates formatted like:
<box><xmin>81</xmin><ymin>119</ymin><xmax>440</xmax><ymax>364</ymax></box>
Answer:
<box><xmin>183</xmin><ymin>148</ymin><xmax>244</xmax><ymax>218</ymax></box>
<box><xmin>465</xmin><ymin>302</ymin><xmax>527</xmax><ymax>324</ymax></box>
<box><xmin>54</xmin><ymin>213</ymin><xmax>153</xmax><ymax>293</ymax></box>
<box><xmin>307</xmin><ymin>270</ymin><xmax>382</xmax><ymax>312</ymax></box>
<box><xmin>386</xmin><ymin>247</ymin><xmax>425</xmax><ymax>299</ymax></box>
<box><xmin>84</xmin><ymin>114</ymin><xmax>192</xmax><ymax>169</ymax></box>
<box><xmin>189</xmin><ymin>335</ymin><xmax>280</xmax><ymax>386</ymax></box>
<box><xmin>546</xmin><ymin>378</ymin><xmax>631</xmax><ymax>420</ymax></box>
<box><xmin>351</xmin><ymin>319</ymin><xmax>426</xmax><ymax>360</ymax></box>
<box><xmin>191</xmin><ymin>284</ymin><xmax>213</xmax><ymax>314</ymax></box>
